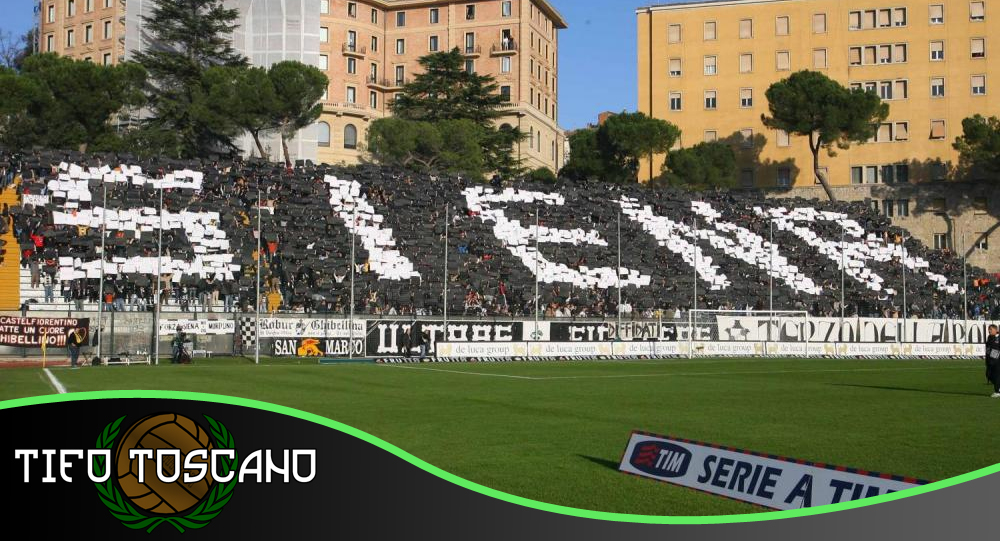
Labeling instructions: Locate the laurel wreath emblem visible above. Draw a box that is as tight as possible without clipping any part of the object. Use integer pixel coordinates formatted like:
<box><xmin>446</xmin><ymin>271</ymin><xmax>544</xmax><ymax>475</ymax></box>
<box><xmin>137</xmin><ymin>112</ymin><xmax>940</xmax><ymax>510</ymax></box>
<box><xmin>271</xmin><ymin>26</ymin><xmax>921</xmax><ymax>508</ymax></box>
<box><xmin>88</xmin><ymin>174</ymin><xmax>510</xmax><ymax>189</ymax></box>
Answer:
<box><xmin>92</xmin><ymin>415</ymin><xmax>239</xmax><ymax>533</ymax></box>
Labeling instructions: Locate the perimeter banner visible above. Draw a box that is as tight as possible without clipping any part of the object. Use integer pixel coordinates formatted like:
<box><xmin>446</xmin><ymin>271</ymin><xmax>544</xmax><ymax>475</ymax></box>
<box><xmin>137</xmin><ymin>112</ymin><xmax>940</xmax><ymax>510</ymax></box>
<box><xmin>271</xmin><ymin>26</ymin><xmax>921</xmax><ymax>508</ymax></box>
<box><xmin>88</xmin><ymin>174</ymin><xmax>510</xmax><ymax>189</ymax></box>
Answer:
<box><xmin>0</xmin><ymin>316</ymin><xmax>89</xmax><ymax>348</ymax></box>
<box><xmin>619</xmin><ymin>432</ymin><xmax>928</xmax><ymax>510</ymax></box>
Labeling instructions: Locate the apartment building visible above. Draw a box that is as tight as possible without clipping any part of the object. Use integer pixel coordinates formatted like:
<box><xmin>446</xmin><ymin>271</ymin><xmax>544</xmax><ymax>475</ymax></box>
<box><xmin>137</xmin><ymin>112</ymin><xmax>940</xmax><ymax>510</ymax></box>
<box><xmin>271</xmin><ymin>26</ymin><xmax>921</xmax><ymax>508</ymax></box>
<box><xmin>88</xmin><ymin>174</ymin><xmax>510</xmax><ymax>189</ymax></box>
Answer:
<box><xmin>637</xmin><ymin>0</ymin><xmax>998</xmax><ymax>187</ymax></box>
<box><xmin>37</xmin><ymin>0</ymin><xmax>566</xmax><ymax>172</ymax></box>
<box><xmin>318</xmin><ymin>0</ymin><xmax>566</xmax><ymax>171</ymax></box>
<box><xmin>638</xmin><ymin>0</ymin><xmax>1000</xmax><ymax>271</ymax></box>
<box><xmin>38</xmin><ymin>0</ymin><xmax>125</xmax><ymax>66</ymax></box>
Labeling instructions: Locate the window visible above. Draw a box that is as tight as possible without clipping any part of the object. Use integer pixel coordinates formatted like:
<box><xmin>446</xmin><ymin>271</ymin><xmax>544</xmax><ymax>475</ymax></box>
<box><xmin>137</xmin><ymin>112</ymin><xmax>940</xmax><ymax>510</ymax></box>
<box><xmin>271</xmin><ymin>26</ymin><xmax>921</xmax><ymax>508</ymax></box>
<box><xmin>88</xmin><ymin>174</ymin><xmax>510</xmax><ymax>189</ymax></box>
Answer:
<box><xmin>346</xmin><ymin>86</ymin><xmax>356</xmax><ymax>103</ymax></box>
<box><xmin>849</xmin><ymin>47</ymin><xmax>862</xmax><ymax>65</ymax></box>
<box><xmin>776</xmin><ymin>129</ymin><xmax>790</xmax><ymax>147</ymax></box>
<box><xmin>668</xmin><ymin>24</ymin><xmax>681</xmax><ymax>43</ymax></box>
<box><xmin>429</xmin><ymin>35</ymin><xmax>438</xmax><ymax>52</ymax></box>
<box><xmin>861</xmin><ymin>9</ymin><xmax>876</xmax><ymax>28</ymax></box>
<box><xmin>740</xmin><ymin>88</ymin><xmax>753</xmax><ymax>107</ymax></box>
<box><xmin>776</xmin><ymin>16</ymin><xmax>789</xmax><ymax>36</ymax></box>
<box><xmin>103</xmin><ymin>20</ymin><xmax>111</xmax><ymax>39</ymax></box>
<box><xmin>319</xmin><ymin>55</ymin><xmax>328</xmax><ymax>70</ymax></box>
<box><xmin>85</xmin><ymin>0</ymin><xmax>92</xmax><ymax>12</ymax></box>
<box><xmin>972</xmin><ymin>75</ymin><xmax>986</xmax><ymax>95</ymax></box>
<box><xmin>931</xmin><ymin>162</ymin><xmax>948</xmax><ymax>180</ymax></box>
<box><xmin>466</xmin><ymin>4</ymin><xmax>475</xmax><ymax>20</ymax></box>
<box><xmin>849</xmin><ymin>11</ymin><xmax>862</xmax><ymax>30</ymax></box>
<box><xmin>851</xmin><ymin>166</ymin><xmax>863</xmax><ymax>184</ymax></box>
<box><xmin>347</xmin><ymin>57</ymin><xmax>356</xmax><ymax>74</ymax></box>
<box><xmin>813</xmin><ymin>13</ymin><xmax>826</xmax><ymax>33</ymax></box>
<box><xmin>813</xmin><ymin>48</ymin><xmax>827</xmax><ymax>68</ymax></box>
<box><xmin>347</xmin><ymin>30</ymin><xmax>357</xmax><ymax>48</ymax></box>
<box><xmin>878</xmin><ymin>45</ymin><xmax>892</xmax><ymax>64</ymax></box>
<box><xmin>741</xmin><ymin>169</ymin><xmax>754</xmax><ymax>187</ymax></box>
<box><xmin>977</xmin><ymin>234</ymin><xmax>990</xmax><ymax>251</ymax></box>
<box><xmin>883</xmin><ymin>198</ymin><xmax>895</xmax><ymax>217</ymax></box>
<box><xmin>930</xmin><ymin>41</ymin><xmax>944</xmax><ymax>61</ymax></box>
<box><xmin>502</xmin><ymin>1</ymin><xmax>512</xmax><ymax>18</ymax></box>
<box><xmin>971</xmin><ymin>1</ymin><xmax>985</xmax><ymax>21</ymax></box>
<box><xmin>740</xmin><ymin>128</ymin><xmax>753</xmax><ymax>147</ymax></box>
<box><xmin>934</xmin><ymin>234</ymin><xmax>950</xmax><ymax>250</ymax></box>
<box><xmin>972</xmin><ymin>38</ymin><xmax>986</xmax><ymax>58</ymax></box>
<box><xmin>776</xmin><ymin>51</ymin><xmax>790</xmax><ymax>71</ymax></box>
<box><xmin>102</xmin><ymin>53</ymin><xmax>111</xmax><ymax>66</ymax></box>
<box><xmin>878</xmin><ymin>8</ymin><xmax>892</xmax><ymax>27</ymax></box>
<box><xmin>348</xmin><ymin>2</ymin><xmax>357</xmax><ymax>17</ymax></box>
<box><xmin>344</xmin><ymin>125</ymin><xmax>358</xmax><ymax>149</ymax></box>
<box><xmin>669</xmin><ymin>92</ymin><xmax>682</xmax><ymax>110</ymax></box>
<box><xmin>894</xmin><ymin>7</ymin><xmax>907</xmax><ymax>26</ymax></box>
<box><xmin>866</xmin><ymin>166</ymin><xmax>878</xmax><ymax>184</ymax></box>
<box><xmin>317</xmin><ymin>122</ymin><xmax>330</xmax><ymax>147</ymax></box>
<box><xmin>930</xmin><ymin>120</ymin><xmax>946</xmax><ymax>139</ymax></box>
<box><xmin>395</xmin><ymin>66</ymin><xmax>405</xmax><ymax>85</ymax></box>
<box><xmin>897</xmin><ymin>164</ymin><xmax>910</xmax><ymax>183</ymax></box>
<box><xmin>704</xmin><ymin>55</ymin><xmax>717</xmax><ymax>75</ymax></box>
<box><xmin>740</xmin><ymin>53</ymin><xmax>753</xmax><ymax>73</ymax></box>
<box><xmin>880</xmin><ymin>81</ymin><xmax>893</xmax><ymax>99</ymax></box>
<box><xmin>320</xmin><ymin>0</ymin><xmax>328</xmax><ymax>14</ymax></box>
<box><xmin>894</xmin><ymin>122</ymin><xmax>909</xmax><ymax>141</ymax></box>
<box><xmin>930</xmin><ymin>4</ymin><xmax>944</xmax><ymax>24</ymax></box>
<box><xmin>704</xmin><ymin>21</ymin><xmax>716</xmax><ymax>40</ymax></box>
<box><xmin>396</xmin><ymin>39</ymin><xmax>405</xmax><ymax>55</ymax></box>
<box><xmin>320</xmin><ymin>27</ymin><xmax>328</xmax><ymax>43</ymax></box>
<box><xmin>704</xmin><ymin>130</ymin><xmax>718</xmax><ymax>142</ymax></box>
<box><xmin>66</xmin><ymin>29</ymin><xmax>74</xmax><ymax>47</ymax></box>
<box><xmin>372</xmin><ymin>9</ymin><xmax>378</xmax><ymax>24</ymax></box>
<box><xmin>892</xmin><ymin>43</ymin><xmax>907</xmax><ymax>63</ymax></box>
<box><xmin>371</xmin><ymin>37</ymin><xmax>378</xmax><ymax>52</ymax></box>
<box><xmin>669</xmin><ymin>58</ymin><xmax>681</xmax><ymax>76</ymax></box>
<box><xmin>894</xmin><ymin>79</ymin><xmax>908</xmax><ymax>98</ymax></box>
<box><xmin>46</xmin><ymin>34</ymin><xmax>54</xmax><ymax>52</ymax></box>
<box><xmin>104</xmin><ymin>0</ymin><xmax>111</xmax><ymax>7</ymax></box>
<box><xmin>882</xmin><ymin>164</ymin><xmax>897</xmax><ymax>184</ymax></box>
<box><xmin>465</xmin><ymin>32</ymin><xmax>475</xmax><ymax>53</ymax></box>
<box><xmin>931</xmin><ymin>77</ymin><xmax>945</xmax><ymax>97</ymax></box>
<box><xmin>877</xmin><ymin>123</ymin><xmax>892</xmax><ymax>142</ymax></box>
<box><xmin>897</xmin><ymin>199</ymin><xmax>910</xmax><ymax>216</ymax></box>
<box><xmin>67</xmin><ymin>0</ymin><xmax>75</xmax><ymax>17</ymax></box>
<box><xmin>501</xmin><ymin>56</ymin><xmax>511</xmax><ymax>73</ymax></box>
<box><xmin>370</xmin><ymin>91</ymin><xmax>378</xmax><ymax>109</ymax></box>
<box><xmin>739</xmin><ymin>18</ymin><xmax>752</xmax><ymax>38</ymax></box>
<box><xmin>465</xmin><ymin>59</ymin><xmax>475</xmax><ymax>73</ymax></box>
<box><xmin>429</xmin><ymin>8</ymin><xmax>438</xmax><ymax>24</ymax></box>
<box><xmin>370</xmin><ymin>62</ymin><xmax>377</xmax><ymax>80</ymax></box>
<box><xmin>704</xmin><ymin>90</ymin><xmax>717</xmax><ymax>109</ymax></box>
<box><xmin>47</xmin><ymin>5</ymin><xmax>54</xmax><ymax>23</ymax></box>
<box><xmin>500</xmin><ymin>85</ymin><xmax>511</xmax><ymax>101</ymax></box>
<box><xmin>776</xmin><ymin>168</ymin><xmax>791</xmax><ymax>187</ymax></box>
<box><xmin>85</xmin><ymin>24</ymin><xmax>93</xmax><ymax>43</ymax></box>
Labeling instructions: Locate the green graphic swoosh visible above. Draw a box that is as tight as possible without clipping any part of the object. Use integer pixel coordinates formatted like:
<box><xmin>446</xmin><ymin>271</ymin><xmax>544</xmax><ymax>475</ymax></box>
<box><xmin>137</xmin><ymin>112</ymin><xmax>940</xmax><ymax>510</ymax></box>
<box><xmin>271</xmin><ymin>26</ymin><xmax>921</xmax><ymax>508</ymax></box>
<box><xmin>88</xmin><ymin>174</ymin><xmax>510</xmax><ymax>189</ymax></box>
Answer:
<box><xmin>2</xmin><ymin>390</ymin><xmax>996</xmax><ymax>525</ymax></box>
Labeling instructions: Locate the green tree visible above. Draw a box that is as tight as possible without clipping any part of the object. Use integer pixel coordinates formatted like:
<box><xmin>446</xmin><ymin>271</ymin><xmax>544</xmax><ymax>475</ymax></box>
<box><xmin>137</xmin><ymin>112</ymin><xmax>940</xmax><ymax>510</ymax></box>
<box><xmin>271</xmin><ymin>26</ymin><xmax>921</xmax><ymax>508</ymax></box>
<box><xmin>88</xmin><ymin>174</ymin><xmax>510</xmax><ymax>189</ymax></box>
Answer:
<box><xmin>200</xmin><ymin>66</ymin><xmax>276</xmax><ymax>159</ymax></box>
<box><xmin>367</xmin><ymin>117</ymin><xmax>487</xmax><ymax>179</ymax></box>
<box><xmin>761</xmin><ymin>70</ymin><xmax>888</xmax><ymax>201</ymax></box>
<box><xmin>656</xmin><ymin>141</ymin><xmax>737</xmax><ymax>191</ymax></box>
<box><xmin>133</xmin><ymin>0</ymin><xmax>248</xmax><ymax>158</ymax></box>
<box><xmin>954</xmin><ymin>114</ymin><xmax>1000</xmax><ymax>178</ymax></box>
<box><xmin>391</xmin><ymin>49</ymin><xmax>522</xmax><ymax>176</ymax></box>
<box><xmin>267</xmin><ymin>61</ymin><xmax>328</xmax><ymax>167</ymax></box>
<box><xmin>0</xmin><ymin>54</ymin><xmax>146</xmax><ymax>151</ymax></box>
<box><xmin>560</xmin><ymin>128</ymin><xmax>610</xmax><ymax>181</ymax></box>
<box><xmin>529</xmin><ymin>167</ymin><xmax>557</xmax><ymax>184</ymax></box>
<box><xmin>596</xmin><ymin>112</ymin><xmax>680</xmax><ymax>182</ymax></box>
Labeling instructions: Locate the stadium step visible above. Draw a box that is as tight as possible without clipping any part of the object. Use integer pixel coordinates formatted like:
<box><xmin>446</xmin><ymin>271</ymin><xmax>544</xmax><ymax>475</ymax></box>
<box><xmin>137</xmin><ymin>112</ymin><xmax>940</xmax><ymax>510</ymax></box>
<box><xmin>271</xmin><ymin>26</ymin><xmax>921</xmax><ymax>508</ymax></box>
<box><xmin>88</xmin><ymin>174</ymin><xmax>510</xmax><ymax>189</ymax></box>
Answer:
<box><xmin>0</xmin><ymin>182</ymin><xmax>21</xmax><ymax>310</ymax></box>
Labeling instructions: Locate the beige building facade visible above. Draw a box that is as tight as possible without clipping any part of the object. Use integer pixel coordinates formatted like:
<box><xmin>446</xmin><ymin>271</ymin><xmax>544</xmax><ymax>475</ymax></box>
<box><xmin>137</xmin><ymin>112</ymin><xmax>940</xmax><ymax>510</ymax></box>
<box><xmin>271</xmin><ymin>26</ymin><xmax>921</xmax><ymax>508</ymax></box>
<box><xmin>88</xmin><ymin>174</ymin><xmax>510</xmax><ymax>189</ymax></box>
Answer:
<box><xmin>317</xmin><ymin>0</ymin><xmax>566</xmax><ymax>172</ymax></box>
<box><xmin>637</xmin><ymin>0</ymin><xmax>998</xmax><ymax>188</ymax></box>
<box><xmin>38</xmin><ymin>0</ymin><xmax>126</xmax><ymax>66</ymax></box>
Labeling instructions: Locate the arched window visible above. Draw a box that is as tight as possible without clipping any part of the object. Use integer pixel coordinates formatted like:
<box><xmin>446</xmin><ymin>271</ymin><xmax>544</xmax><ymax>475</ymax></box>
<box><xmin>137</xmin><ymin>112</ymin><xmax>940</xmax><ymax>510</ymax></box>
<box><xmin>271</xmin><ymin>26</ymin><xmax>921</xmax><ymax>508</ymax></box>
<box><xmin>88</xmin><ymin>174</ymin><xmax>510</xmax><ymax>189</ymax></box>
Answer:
<box><xmin>344</xmin><ymin>124</ymin><xmax>358</xmax><ymax>149</ymax></box>
<box><xmin>317</xmin><ymin>122</ymin><xmax>331</xmax><ymax>147</ymax></box>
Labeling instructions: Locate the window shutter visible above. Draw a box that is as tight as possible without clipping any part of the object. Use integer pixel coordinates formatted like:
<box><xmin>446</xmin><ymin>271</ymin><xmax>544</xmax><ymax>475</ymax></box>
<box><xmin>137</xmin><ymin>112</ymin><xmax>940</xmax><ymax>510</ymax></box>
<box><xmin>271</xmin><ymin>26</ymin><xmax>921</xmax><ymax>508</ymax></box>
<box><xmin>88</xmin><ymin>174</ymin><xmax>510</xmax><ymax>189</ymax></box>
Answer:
<box><xmin>930</xmin><ymin>5</ymin><xmax>944</xmax><ymax>21</ymax></box>
<box><xmin>865</xmin><ymin>46</ymin><xmax>877</xmax><ymax>64</ymax></box>
<box><xmin>813</xmin><ymin>13</ymin><xmax>826</xmax><ymax>32</ymax></box>
<box><xmin>704</xmin><ymin>21</ymin><xmax>716</xmax><ymax>40</ymax></box>
<box><xmin>776</xmin><ymin>51</ymin><xmax>790</xmax><ymax>70</ymax></box>
<box><xmin>813</xmin><ymin>49</ymin><xmax>827</xmax><ymax>68</ymax></box>
<box><xmin>740</xmin><ymin>19</ymin><xmax>752</xmax><ymax>38</ymax></box>
<box><xmin>850</xmin><ymin>47</ymin><xmax>862</xmax><ymax>65</ymax></box>
<box><xmin>895</xmin><ymin>122</ymin><xmax>909</xmax><ymax>140</ymax></box>
<box><xmin>668</xmin><ymin>24</ymin><xmax>681</xmax><ymax>43</ymax></box>
<box><xmin>971</xmin><ymin>2</ymin><xmax>985</xmax><ymax>19</ymax></box>
<box><xmin>972</xmin><ymin>75</ymin><xmax>986</xmax><ymax>90</ymax></box>
<box><xmin>669</xmin><ymin>58</ymin><xmax>681</xmax><ymax>75</ymax></box>
<box><xmin>776</xmin><ymin>16</ymin><xmax>789</xmax><ymax>35</ymax></box>
<box><xmin>972</xmin><ymin>38</ymin><xmax>985</xmax><ymax>56</ymax></box>
<box><xmin>878</xmin><ymin>123</ymin><xmax>891</xmax><ymax>142</ymax></box>
<box><xmin>849</xmin><ymin>11</ymin><xmax>861</xmax><ymax>29</ymax></box>
<box><xmin>894</xmin><ymin>80</ymin><xmax>908</xmax><ymax>97</ymax></box>
<box><xmin>892</xmin><ymin>44</ymin><xmax>907</xmax><ymax>63</ymax></box>
<box><xmin>864</xmin><ymin>10</ymin><xmax>876</xmax><ymax>28</ymax></box>
<box><xmin>878</xmin><ymin>9</ymin><xmax>891</xmax><ymax>26</ymax></box>
<box><xmin>740</xmin><ymin>53</ymin><xmax>752</xmax><ymax>72</ymax></box>
<box><xmin>931</xmin><ymin>120</ymin><xmax>946</xmax><ymax>138</ymax></box>
<box><xmin>893</xmin><ymin>7</ymin><xmax>907</xmax><ymax>25</ymax></box>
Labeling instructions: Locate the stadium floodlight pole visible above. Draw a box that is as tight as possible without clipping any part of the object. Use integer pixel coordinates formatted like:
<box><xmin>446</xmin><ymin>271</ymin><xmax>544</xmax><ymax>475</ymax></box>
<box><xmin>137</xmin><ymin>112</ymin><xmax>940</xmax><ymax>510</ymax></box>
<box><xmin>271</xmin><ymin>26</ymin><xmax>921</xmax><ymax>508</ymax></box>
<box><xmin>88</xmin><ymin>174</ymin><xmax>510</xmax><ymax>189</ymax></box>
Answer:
<box><xmin>690</xmin><ymin>217</ymin><xmax>697</xmax><ymax>359</ymax></box>
<box><xmin>901</xmin><ymin>235</ymin><xmax>909</xmax><ymax>343</ymax></box>
<box><xmin>96</xmin><ymin>181</ymin><xmax>107</xmax><ymax>364</ymax></box>
<box><xmin>349</xmin><ymin>205</ymin><xmax>357</xmax><ymax>359</ymax></box>
<box><xmin>534</xmin><ymin>206</ymin><xmax>540</xmax><ymax>340</ymax></box>
<box><xmin>617</xmin><ymin>211</ymin><xmax>622</xmax><ymax>337</ymax></box>
<box><xmin>443</xmin><ymin>203</ymin><xmax>449</xmax><ymax>339</ymax></box>
<box><xmin>255</xmin><ymin>188</ymin><xmax>261</xmax><ymax>365</ymax></box>
<box><xmin>768</xmin><ymin>219</ymin><xmax>774</xmax><ymax>345</ymax></box>
<box><xmin>153</xmin><ymin>182</ymin><xmax>164</xmax><ymax>365</ymax></box>
<box><xmin>840</xmin><ymin>223</ymin><xmax>846</xmax><ymax>324</ymax></box>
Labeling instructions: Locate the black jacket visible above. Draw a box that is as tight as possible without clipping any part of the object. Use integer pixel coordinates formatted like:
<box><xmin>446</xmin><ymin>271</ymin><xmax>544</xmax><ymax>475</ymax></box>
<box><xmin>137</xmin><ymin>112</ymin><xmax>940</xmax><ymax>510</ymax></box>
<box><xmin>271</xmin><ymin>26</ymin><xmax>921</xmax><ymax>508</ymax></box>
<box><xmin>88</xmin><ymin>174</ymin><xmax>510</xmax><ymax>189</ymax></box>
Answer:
<box><xmin>985</xmin><ymin>334</ymin><xmax>1000</xmax><ymax>366</ymax></box>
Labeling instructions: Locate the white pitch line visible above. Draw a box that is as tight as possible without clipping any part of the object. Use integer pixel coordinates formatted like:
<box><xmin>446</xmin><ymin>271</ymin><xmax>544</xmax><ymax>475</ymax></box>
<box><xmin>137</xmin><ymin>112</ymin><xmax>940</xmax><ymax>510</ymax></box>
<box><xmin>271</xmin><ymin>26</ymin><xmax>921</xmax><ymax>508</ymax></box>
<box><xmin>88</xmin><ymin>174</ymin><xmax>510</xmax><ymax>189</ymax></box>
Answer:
<box><xmin>385</xmin><ymin>364</ymin><xmax>973</xmax><ymax>381</ymax></box>
<box><xmin>43</xmin><ymin>368</ymin><xmax>67</xmax><ymax>394</ymax></box>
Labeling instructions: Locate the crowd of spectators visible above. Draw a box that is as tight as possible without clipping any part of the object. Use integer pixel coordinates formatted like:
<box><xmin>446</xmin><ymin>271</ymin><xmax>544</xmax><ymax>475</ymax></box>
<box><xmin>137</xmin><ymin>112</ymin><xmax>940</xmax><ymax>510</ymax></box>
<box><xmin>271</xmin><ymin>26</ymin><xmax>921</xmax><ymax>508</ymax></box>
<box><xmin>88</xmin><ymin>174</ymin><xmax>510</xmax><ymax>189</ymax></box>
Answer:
<box><xmin>2</xmin><ymin>148</ymin><xmax>994</xmax><ymax>320</ymax></box>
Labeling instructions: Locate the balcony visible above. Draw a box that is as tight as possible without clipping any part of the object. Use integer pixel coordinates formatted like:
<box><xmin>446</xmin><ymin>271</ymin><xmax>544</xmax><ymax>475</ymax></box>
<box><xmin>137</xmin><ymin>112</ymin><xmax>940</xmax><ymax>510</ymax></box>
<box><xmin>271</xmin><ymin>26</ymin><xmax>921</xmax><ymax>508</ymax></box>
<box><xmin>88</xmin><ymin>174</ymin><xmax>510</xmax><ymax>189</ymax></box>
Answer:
<box><xmin>367</xmin><ymin>76</ymin><xmax>406</xmax><ymax>91</ymax></box>
<box><xmin>342</xmin><ymin>44</ymin><xmax>366</xmax><ymax>58</ymax></box>
<box><xmin>490</xmin><ymin>42</ymin><xmax>517</xmax><ymax>56</ymax></box>
<box><xmin>462</xmin><ymin>45</ymin><xmax>482</xmax><ymax>58</ymax></box>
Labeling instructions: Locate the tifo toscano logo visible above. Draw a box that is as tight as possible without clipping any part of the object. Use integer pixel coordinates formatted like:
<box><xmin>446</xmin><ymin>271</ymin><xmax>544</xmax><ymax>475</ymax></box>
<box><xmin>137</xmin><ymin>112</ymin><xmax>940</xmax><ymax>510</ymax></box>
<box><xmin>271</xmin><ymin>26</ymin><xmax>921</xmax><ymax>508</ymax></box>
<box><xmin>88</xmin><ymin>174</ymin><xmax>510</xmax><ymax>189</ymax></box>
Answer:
<box><xmin>15</xmin><ymin>412</ymin><xmax>317</xmax><ymax>533</ymax></box>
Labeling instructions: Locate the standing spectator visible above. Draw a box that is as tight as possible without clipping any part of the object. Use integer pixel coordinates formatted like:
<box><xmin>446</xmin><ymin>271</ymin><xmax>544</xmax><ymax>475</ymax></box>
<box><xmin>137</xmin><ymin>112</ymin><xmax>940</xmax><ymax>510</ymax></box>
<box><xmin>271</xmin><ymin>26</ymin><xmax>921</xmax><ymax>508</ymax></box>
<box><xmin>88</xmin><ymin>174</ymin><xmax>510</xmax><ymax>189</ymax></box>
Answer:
<box><xmin>42</xmin><ymin>273</ymin><xmax>54</xmax><ymax>304</ymax></box>
<box><xmin>29</xmin><ymin>257</ymin><xmax>40</xmax><ymax>288</ymax></box>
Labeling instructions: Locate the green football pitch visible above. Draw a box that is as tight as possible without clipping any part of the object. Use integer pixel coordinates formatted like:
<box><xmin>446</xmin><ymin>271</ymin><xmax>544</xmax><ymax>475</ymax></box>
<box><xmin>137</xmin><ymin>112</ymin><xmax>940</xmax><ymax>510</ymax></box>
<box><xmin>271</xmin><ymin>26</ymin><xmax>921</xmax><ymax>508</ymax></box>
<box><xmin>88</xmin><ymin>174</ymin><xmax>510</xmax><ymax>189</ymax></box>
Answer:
<box><xmin>3</xmin><ymin>357</ymin><xmax>998</xmax><ymax>516</ymax></box>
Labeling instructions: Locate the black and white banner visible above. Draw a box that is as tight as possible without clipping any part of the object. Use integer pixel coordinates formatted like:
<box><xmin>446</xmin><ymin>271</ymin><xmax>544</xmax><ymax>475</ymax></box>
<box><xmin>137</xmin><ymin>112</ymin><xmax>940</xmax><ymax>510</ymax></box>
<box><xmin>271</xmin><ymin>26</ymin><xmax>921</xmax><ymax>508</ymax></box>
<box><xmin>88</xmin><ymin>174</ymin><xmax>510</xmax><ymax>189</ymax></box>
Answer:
<box><xmin>366</xmin><ymin>320</ymin><xmax>524</xmax><ymax>357</ymax></box>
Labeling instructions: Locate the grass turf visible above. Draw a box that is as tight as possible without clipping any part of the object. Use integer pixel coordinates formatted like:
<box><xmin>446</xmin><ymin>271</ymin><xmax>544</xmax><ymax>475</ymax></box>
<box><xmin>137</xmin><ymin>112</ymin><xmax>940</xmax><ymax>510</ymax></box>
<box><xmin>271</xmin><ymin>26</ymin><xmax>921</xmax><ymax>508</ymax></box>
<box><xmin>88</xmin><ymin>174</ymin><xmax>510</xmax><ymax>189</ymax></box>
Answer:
<box><xmin>4</xmin><ymin>357</ymin><xmax>998</xmax><ymax>516</ymax></box>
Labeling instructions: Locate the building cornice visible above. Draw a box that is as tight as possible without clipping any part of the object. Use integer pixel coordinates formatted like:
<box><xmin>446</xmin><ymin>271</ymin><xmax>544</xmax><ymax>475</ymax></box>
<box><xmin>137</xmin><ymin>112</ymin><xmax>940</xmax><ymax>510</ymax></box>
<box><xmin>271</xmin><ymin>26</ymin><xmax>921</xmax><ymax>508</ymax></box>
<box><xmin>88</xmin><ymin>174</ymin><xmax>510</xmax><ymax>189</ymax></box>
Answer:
<box><xmin>638</xmin><ymin>0</ymin><xmax>794</xmax><ymax>14</ymax></box>
<box><xmin>366</xmin><ymin>0</ymin><xmax>567</xmax><ymax>29</ymax></box>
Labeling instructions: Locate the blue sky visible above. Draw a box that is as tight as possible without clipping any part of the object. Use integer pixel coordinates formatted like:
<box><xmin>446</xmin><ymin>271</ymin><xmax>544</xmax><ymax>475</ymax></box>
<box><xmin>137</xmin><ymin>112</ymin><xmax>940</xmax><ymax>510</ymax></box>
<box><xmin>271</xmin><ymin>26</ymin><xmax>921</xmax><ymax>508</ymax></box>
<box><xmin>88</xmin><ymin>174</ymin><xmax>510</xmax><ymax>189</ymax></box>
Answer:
<box><xmin>1</xmin><ymin>0</ymin><xmax>664</xmax><ymax>130</ymax></box>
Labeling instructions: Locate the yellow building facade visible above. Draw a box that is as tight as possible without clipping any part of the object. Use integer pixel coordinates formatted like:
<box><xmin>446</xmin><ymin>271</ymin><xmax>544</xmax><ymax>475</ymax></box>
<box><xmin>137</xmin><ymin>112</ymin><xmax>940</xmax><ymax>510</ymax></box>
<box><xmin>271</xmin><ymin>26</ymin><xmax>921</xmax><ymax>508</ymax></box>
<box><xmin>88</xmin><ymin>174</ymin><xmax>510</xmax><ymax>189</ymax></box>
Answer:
<box><xmin>637</xmin><ymin>0</ymin><xmax>998</xmax><ymax>187</ymax></box>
